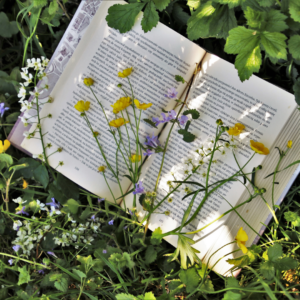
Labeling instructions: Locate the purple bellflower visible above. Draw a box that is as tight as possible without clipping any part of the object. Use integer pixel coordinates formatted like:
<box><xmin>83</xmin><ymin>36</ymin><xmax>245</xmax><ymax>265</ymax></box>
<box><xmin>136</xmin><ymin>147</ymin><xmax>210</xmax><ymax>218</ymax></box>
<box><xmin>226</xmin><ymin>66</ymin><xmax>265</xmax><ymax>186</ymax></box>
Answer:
<box><xmin>12</xmin><ymin>245</ymin><xmax>21</xmax><ymax>252</ymax></box>
<box><xmin>0</xmin><ymin>103</ymin><xmax>9</xmax><ymax>118</ymax></box>
<box><xmin>178</xmin><ymin>115</ymin><xmax>189</xmax><ymax>126</ymax></box>
<box><xmin>108</xmin><ymin>220</ymin><xmax>114</xmax><ymax>225</ymax></box>
<box><xmin>47</xmin><ymin>251</ymin><xmax>58</xmax><ymax>258</ymax></box>
<box><xmin>143</xmin><ymin>149</ymin><xmax>154</xmax><ymax>156</ymax></box>
<box><xmin>133</xmin><ymin>181</ymin><xmax>145</xmax><ymax>195</ymax></box>
<box><xmin>103</xmin><ymin>249</ymin><xmax>107</xmax><ymax>254</ymax></box>
<box><xmin>168</xmin><ymin>110</ymin><xmax>177</xmax><ymax>120</ymax></box>
<box><xmin>152</xmin><ymin>116</ymin><xmax>162</xmax><ymax>127</ymax></box>
<box><xmin>91</xmin><ymin>215</ymin><xmax>96</xmax><ymax>221</ymax></box>
<box><xmin>8</xmin><ymin>259</ymin><xmax>13</xmax><ymax>265</ymax></box>
<box><xmin>46</xmin><ymin>198</ymin><xmax>60</xmax><ymax>209</ymax></box>
<box><xmin>16</xmin><ymin>206</ymin><xmax>29</xmax><ymax>216</ymax></box>
<box><xmin>165</xmin><ymin>87</ymin><xmax>178</xmax><ymax>98</ymax></box>
<box><xmin>144</xmin><ymin>133</ymin><xmax>160</xmax><ymax>148</ymax></box>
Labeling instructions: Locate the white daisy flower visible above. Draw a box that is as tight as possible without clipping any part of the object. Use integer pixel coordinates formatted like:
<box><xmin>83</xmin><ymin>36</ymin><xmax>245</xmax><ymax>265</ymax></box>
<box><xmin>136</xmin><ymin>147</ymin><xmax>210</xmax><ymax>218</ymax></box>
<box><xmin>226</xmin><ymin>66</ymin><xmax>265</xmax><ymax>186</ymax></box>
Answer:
<box><xmin>12</xmin><ymin>197</ymin><xmax>26</xmax><ymax>204</ymax></box>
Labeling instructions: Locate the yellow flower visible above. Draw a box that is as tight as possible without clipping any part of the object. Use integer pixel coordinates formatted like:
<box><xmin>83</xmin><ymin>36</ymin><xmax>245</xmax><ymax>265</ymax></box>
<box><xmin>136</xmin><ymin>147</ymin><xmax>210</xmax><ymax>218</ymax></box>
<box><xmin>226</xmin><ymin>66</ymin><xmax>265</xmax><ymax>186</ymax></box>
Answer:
<box><xmin>118</xmin><ymin>67</ymin><xmax>133</xmax><ymax>78</ymax></box>
<box><xmin>250</xmin><ymin>140</ymin><xmax>270</xmax><ymax>155</ymax></box>
<box><xmin>74</xmin><ymin>100</ymin><xmax>90</xmax><ymax>112</ymax></box>
<box><xmin>134</xmin><ymin>99</ymin><xmax>152</xmax><ymax>110</ymax></box>
<box><xmin>83</xmin><ymin>77</ymin><xmax>94</xmax><ymax>87</ymax></box>
<box><xmin>111</xmin><ymin>97</ymin><xmax>132</xmax><ymax>114</ymax></box>
<box><xmin>109</xmin><ymin>118</ymin><xmax>129</xmax><ymax>128</ymax></box>
<box><xmin>235</xmin><ymin>227</ymin><xmax>248</xmax><ymax>254</ymax></box>
<box><xmin>227</xmin><ymin>123</ymin><xmax>245</xmax><ymax>136</ymax></box>
<box><xmin>287</xmin><ymin>140</ymin><xmax>293</xmax><ymax>148</ymax></box>
<box><xmin>130</xmin><ymin>154</ymin><xmax>141</xmax><ymax>162</ymax></box>
<box><xmin>0</xmin><ymin>140</ymin><xmax>10</xmax><ymax>153</ymax></box>
<box><xmin>98</xmin><ymin>166</ymin><xmax>106</xmax><ymax>172</ymax></box>
<box><xmin>22</xmin><ymin>179</ymin><xmax>28</xmax><ymax>189</ymax></box>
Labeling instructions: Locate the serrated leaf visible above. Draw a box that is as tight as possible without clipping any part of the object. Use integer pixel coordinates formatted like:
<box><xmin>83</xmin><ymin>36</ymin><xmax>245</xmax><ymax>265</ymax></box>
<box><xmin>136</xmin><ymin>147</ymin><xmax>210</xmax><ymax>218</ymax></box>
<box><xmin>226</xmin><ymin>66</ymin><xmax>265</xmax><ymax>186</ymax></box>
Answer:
<box><xmin>151</xmin><ymin>227</ymin><xmax>163</xmax><ymax>245</ymax></box>
<box><xmin>18</xmin><ymin>266</ymin><xmax>31</xmax><ymax>285</ymax></box>
<box><xmin>141</xmin><ymin>1</ymin><xmax>159</xmax><ymax>32</ymax></box>
<box><xmin>33</xmin><ymin>0</ymin><xmax>48</xmax><ymax>8</ymax></box>
<box><xmin>260</xmin><ymin>261</ymin><xmax>275</xmax><ymax>279</ymax></box>
<box><xmin>153</xmin><ymin>0</ymin><xmax>170</xmax><ymax>11</ymax></box>
<box><xmin>0</xmin><ymin>12</ymin><xmax>19</xmax><ymax>38</ymax></box>
<box><xmin>49</xmin><ymin>0</ymin><xmax>59</xmax><ymax>15</ymax></box>
<box><xmin>183</xmin><ymin>131</ymin><xmax>196</xmax><ymax>143</ymax></box>
<box><xmin>288</xmin><ymin>35</ymin><xmax>300</xmax><ymax>60</ymax></box>
<box><xmin>145</xmin><ymin>245</ymin><xmax>157</xmax><ymax>264</ymax></box>
<box><xmin>123</xmin><ymin>252</ymin><xmax>135</xmax><ymax>269</ymax></box>
<box><xmin>245</xmin><ymin>8</ymin><xmax>288</xmax><ymax>32</ymax></box>
<box><xmin>284</xmin><ymin>211</ymin><xmax>299</xmax><ymax>222</ymax></box>
<box><xmin>116</xmin><ymin>294</ymin><xmax>136</xmax><ymax>300</ymax></box>
<box><xmin>260</xmin><ymin>31</ymin><xmax>287</xmax><ymax>60</ymax></box>
<box><xmin>215</xmin><ymin>0</ymin><xmax>242</xmax><ymax>9</ymax></box>
<box><xmin>175</xmin><ymin>75</ymin><xmax>185</xmax><ymax>83</ymax></box>
<box><xmin>268</xmin><ymin>243</ymin><xmax>282</xmax><ymax>262</ymax></box>
<box><xmin>106</xmin><ymin>3</ymin><xmax>145</xmax><ymax>33</ymax></box>
<box><xmin>179</xmin><ymin>267</ymin><xmax>200</xmax><ymax>293</ymax></box>
<box><xmin>54</xmin><ymin>277</ymin><xmax>68</xmax><ymax>292</ymax></box>
<box><xmin>72</xmin><ymin>269</ymin><xmax>86</xmax><ymax>279</ymax></box>
<box><xmin>183</xmin><ymin>109</ymin><xmax>200</xmax><ymax>119</ymax></box>
<box><xmin>289</xmin><ymin>0</ymin><xmax>300</xmax><ymax>23</ymax></box>
<box><xmin>144</xmin><ymin>118</ymin><xmax>158</xmax><ymax>128</ymax></box>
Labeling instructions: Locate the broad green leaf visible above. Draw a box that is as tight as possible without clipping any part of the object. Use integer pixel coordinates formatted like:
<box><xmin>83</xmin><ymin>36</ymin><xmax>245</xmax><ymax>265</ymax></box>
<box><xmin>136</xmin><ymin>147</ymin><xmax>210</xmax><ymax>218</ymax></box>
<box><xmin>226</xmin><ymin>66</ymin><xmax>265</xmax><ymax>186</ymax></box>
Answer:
<box><xmin>143</xmin><ymin>292</ymin><xmax>156</xmax><ymax>300</ymax></box>
<box><xmin>54</xmin><ymin>276</ymin><xmax>68</xmax><ymax>292</ymax></box>
<box><xmin>116</xmin><ymin>294</ymin><xmax>136</xmax><ymax>300</ymax></box>
<box><xmin>187</xmin><ymin>0</ymin><xmax>201</xmax><ymax>9</ymax></box>
<box><xmin>77</xmin><ymin>255</ymin><xmax>94</xmax><ymax>272</ymax></box>
<box><xmin>183</xmin><ymin>109</ymin><xmax>200</xmax><ymax>119</ymax></box>
<box><xmin>214</xmin><ymin>0</ymin><xmax>242</xmax><ymax>9</ymax></box>
<box><xmin>64</xmin><ymin>198</ymin><xmax>80</xmax><ymax>214</ymax></box>
<box><xmin>258</xmin><ymin>0</ymin><xmax>275</xmax><ymax>6</ymax></box>
<box><xmin>145</xmin><ymin>245</ymin><xmax>157</xmax><ymax>264</ymax></box>
<box><xmin>18</xmin><ymin>266</ymin><xmax>31</xmax><ymax>285</ymax></box>
<box><xmin>106</xmin><ymin>3</ymin><xmax>145</xmax><ymax>33</ymax></box>
<box><xmin>153</xmin><ymin>0</ymin><xmax>170</xmax><ymax>11</ymax></box>
<box><xmin>245</xmin><ymin>8</ymin><xmax>288</xmax><ymax>32</ymax></box>
<box><xmin>0</xmin><ymin>71</ymin><xmax>17</xmax><ymax>95</ymax></box>
<box><xmin>50</xmin><ymin>273</ymin><xmax>63</xmax><ymax>281</ymax></box>
<box><xmin>123</xmin><ymin>252</ymin><xmax>135</xmax><ymax>269</ymax></box>
<box><xmin>247</xmin><ymin>244</ymin><xmax>262</xmax><ymax>262</ymax></box>
<box><xmin>172</xmin><ymin>3</ymin><xmax>190</xmax><ymax>26</ymax></box>
<box><xmin>226</xmin><ymin>276</ymin><xmax>239</xmax><ymax>288</ymax></box>
<box><xmin>141</xmin><ymin>1</ymin><xmax>159</xmax><ymax>33</ymax></box>
<box><xmin>6</xmin><ymin>112</ymin><xmax>20</xmax><ymax>124</ymax></box>
<box><xmin>275</xmin><ymin>257</ymin><xmax>298</xmax><ymax>271</ymax></box>
<box><xmin>242</xmin><ymin>0</ymin><xmax>271</xmax><ymax>11</ymax></box>
<box><xmin>227</xmin><ymin>255</ymin><xmax>250</xmax><ymax>267</ymax></box>
<box><xmin>267</xmin><ymin>243</ymin><xmax>282</xmax><ymax>262</ymax></box>
<box><xmin>151</xmin><ymin>227</ymin><xmax>163</xmax><ymax>245</ymax></box>
<box><xmin>14</xmin><ymin>158</ymin><xmax>40</xmax><ymax>178</ymax></box>
<box><xmin>260</xmin><ymin>31</ymin><xmax>287</xmax><ymax>60</ymax></box>
<box><xmin>202</xmin><ymin>278</ymin><xmax>214</xmax><ymax>292</ymax></box>
<box><xmin>182</xmin><ymin>131</ymin><xmax>196</xmax><ymax>143</ymax></box>
<box><xmin>260</xmin><ymin>261</ymin><xmax>275</xmax><ymax>279</ymax></box>
<box><xmin>49</xmin><ymin>0</ymin><xmax>59</xmax><ymax>15</ymax></box>
<box><xmin>41</xmin><ymin>232</ymin><xmax>57</xmax><ymax>251</ymax></box>
<box><xmin>0</xmin><ymin>154</ymin><xmax>13</xmax><ymax>166</ymax></box>
<box><xmin>222</xmin><ymin>291</ymin><xmax>242</xmax><ymax>300</ymax></box>
<box><xmin>289</xmin><ymin>0</ymin><xmax>300</xmax><ymax>23</ymax></box>
<box><xmin>284</xmin><ymin>211</ymin><xmax>299</xmax><ymax>222</ymax></box>
<box><xmin>0</xmin><ymin>12</ymin><xmax>19</xmax><ymax>38</ymax></box>
<box><xmin>72</xmin><ymin>269</ymin><xmax>86</xmax><ymax>279</ymax></box>
<box><xmin>288</xmin><ymin>35</ymin><xmax>300</xmax><ymax>60</ymax></box>
<box><xmin>33</xmin><ymin>0</ymin><xmax>47</xmax><ymax>7</ymax></box>
<box><xmin>179</xmin><ymin>267</ymin><xmax>200</xmax><ymax>293</ymax></box>
<box><xmin>33</xmin><ymin>164</ymin><xmax>49</xmax><ymax>188</ymax></box>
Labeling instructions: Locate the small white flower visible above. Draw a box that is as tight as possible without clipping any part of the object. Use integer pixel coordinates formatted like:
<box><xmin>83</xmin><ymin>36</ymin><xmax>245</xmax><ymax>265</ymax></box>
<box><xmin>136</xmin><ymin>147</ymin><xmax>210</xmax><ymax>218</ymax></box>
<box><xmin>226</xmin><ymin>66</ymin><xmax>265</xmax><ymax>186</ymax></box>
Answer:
<box><xmin>29</xmin><ymin>86</ymin><xmax>44</xmax><ymax>99</ymax></box>
<box><xmin>18</xmin><ymin>84</ymin><xmax>27</xmax><ymax>101</ymax></box>
<box><xmin>49</xmin><ymin>206</ymin><xmax>61</xmax><ymax>216</ymax></box>
<box><xmin>41</xmin><ymin>57</ymin><xmax>49</xmax><ymax>68</ymax></box>
<box><xmin>39</xmin><ymin>76</ymin><xmax>49</xmax><ymax>90</ymax></box>
<box><xmin>13</xmin><ymin>220</ymin><xmax>22</xmax><ymax>231</ymax></box>
<box><xmin>36</xmin><ymin>199</ymin><xmax>47</xmax><ymax>211</ymax></box>
<box><xmin>21</xmin><ymin>72</ymin><xmax>33</xmax><ymax>87</ymax></box>
<box><xmin>13</xmin><ymin>197</ymin><xmax>26</xmax><ymax>204</ymax></box>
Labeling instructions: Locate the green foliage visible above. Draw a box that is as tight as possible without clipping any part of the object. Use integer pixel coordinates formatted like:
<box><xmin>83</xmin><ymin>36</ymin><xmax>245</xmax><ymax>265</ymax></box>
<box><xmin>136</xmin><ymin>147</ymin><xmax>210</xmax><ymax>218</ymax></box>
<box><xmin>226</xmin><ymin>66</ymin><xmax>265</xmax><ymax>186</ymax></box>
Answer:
<box><xmin>288</xmin><ymin>35</ymin><xmax>300</xmax><ymax>60</ymax></box>
<box><xmin>33</xmin><ymin>164</ymin><xmax>49</xmax><ymax>188</ymax></box>
<box><xmin>183</xmin><ymin>109</ymin><xmax>200</xmax><ymax>119</ymax></box>
<box><xmin>18</xmin><ymin>266</ymin><xmax>31</xmax><ymax>285</ymax></box>
<box><xmin>179</xmin><ymin>267</ymin><xmax>200</xmax><ymax>293</ymax></box>
<box><xmin>285</xmin><ymin>210</ymin><xmax>300</xmax><ymax>226</ymax></box>
<box><xmin>141</xmin><ymin>2</ymin><xmax>159</xmax><ymax>33</ymax></box>
<box><xmin>175</xmin><ymin>75</ymin><xmax>185</xmax><ymax>83</ymax></box>
<box><xmin>0</xmin><ymin>12</ymin><xmax>19</xmax><ymax>38</ymax></box>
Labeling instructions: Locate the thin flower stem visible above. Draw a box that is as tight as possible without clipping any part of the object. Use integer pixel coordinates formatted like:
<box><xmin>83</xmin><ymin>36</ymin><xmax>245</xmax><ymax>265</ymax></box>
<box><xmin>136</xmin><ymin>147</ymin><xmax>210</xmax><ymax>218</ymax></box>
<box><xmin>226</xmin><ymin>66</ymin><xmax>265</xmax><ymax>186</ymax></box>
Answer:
<box><xmin>121</xmin><ymin>110</ymin><xmax>132</xmax><ymax>156</ymax></box>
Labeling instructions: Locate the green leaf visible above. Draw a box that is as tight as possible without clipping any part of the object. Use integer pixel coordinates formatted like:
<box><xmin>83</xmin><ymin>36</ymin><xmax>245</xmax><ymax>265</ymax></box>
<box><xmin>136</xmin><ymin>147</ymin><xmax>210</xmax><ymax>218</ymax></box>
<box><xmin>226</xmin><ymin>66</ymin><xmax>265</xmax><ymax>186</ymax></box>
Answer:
<box><xmin>260</xmin><ymin>31</ymin><xmax>287</xmax><ymax>60</ymax></box>
<box><xmin>33</xmin><ymin>0</ymin><xmax>48</xmax><ymax>8</ymax></box>
<box><xmin>106</xmin><ymin>3</ymin><xmax>145</xmax><ymax>33</ymax></box>
<box><xmin>215</xmin><ymin>0</ymin><xmax>242</xmax><ymax>9</ymax></box>
<box><xmin>14</xmin><ymin>158</ymin><xmax>40</xmax><ymax>178</ymax></box>
<box><xmin>64</xmin><ymin>198</ymin><xmax>80</xmax><ymax>214</ymax></box>
<box><xmin>275</xmin><ymin>257</ymin><xmax>298</xmax><ymax>271</ymax></box>
<box><xmin>258</xmin><ymin>0</ymin><xmax>276</xmax><ymax>7</ymax></box>
<box><xmin>54</xmin><ymin>276</ymin><xmax>68</xmax><ymax>292</ymax></box>
<box><xmin>288</xmin><ymin>35</ymin><xmax>300</xmax><ymax>60</ymax></box>
<box><xmin>179</xmin><ymin>267</ymin><xmax>200</xmax><ymax>293</ymax></box>
<box><xmin>289</xmin><ymin>0</ymin><xmax>300</xmax><ymax>23</ymax></box>
<box><xmin>260</xmin><ymin>261</ymin><xmax>275</xmax><ymax>279</ymax></box>
<box><xmin>33</xmin><ymin>164</ymin><xmax>49</xmax><ymax>188</ymax></box>
<box><xmin>5</xmin><ymin>112</ymin><xmax>20</xmax><ymax>124</ymax></box>
<box><xmin>123</xmin><ymin>252</ymin><xmax>135</xmax><ymax>269</ymax></box>
<box><xmin>284</xmin><ymin>211</ymin><xmax>299</xmax><ymax>222</ymax></box>
<box><xmin>141</xmin><ymin>1</ymin><xmax>159</xmax><ymax>33</ymax></box>
<box><xmin>0</xmin><ymin>12</ymin><xmax>19</xmax><ymax>38</ymax></box>
<box><xmin>145</xmin><ymin>245</ymin><xmax>157</xmax><ymax>264</ymax></box>
<box><xmin>247</xmin><ymin>244</ymin><xmax>262</xmax><ymax>263</ymax></box>
<box><xmin>50</xmin><ymin>273</ymin><xmax>63</xmax><ymax>281</ymax></box>
<box><xmin>187</xmin><ymin>0</ymin><xmax>201</xmax><ymax>9</ymax></box>
<box><xmin>0</xmin><ymin>154</ymin><xmax>13</xmax><ymax>166</ymax></box>
<box><xmin>49</xmin><ymin>0</ymin><xmax>59</xmax><ymax>14</ymax></box>
<box><xmin>242</xmin><ymin>0</ymin><xmax>272</xmax><ymax>11</ymax></box>
<box><xmin>293</xmin><ymin>78</ymin><xmax>300</xmax><ymax>105</ymax></box>
<box><xmin>18</xmin><ymin>266</ymin><xmax>31</xmax><ymax>285</ymax></box>
<box><xmin>151</xmin><ymin>227</ymin><xmax>163</xmax><ymax>245</ymax></box>
<box><xmin>172</xmin><ymin>3</ymin><xmax>190</xmax><ymax>26</ymax></box>
<box><xmin>153</xmin><ymin>0</ymin><xmax>170</xmax><ymax>11</ymax></box>
<box><xmin>222</xmin><ymin>291</ymin><xmax>242</xmax><ymax>300</ymax></box>
<box><xmin>0</xmin><ymin>71</ymin><xmax>17</xmax><ymax>95</ymax></box>
<box><xmin>143</xmin><ymin>118</ymin><xmax>158</xmax><ymax>128</ymax></box>
<box><xmin>116</xmin><ymin>294</ymin><xmax>136</xmax><ymax>300</ymax></box>
<box><xmin>245</xmin><ymin>8</ymin><xmax>288</xmax><ymax>32</ymax></box>
<box><xmin>227</xmin><ymin>255</ymin><xmax>250</xmax><ymax>267</ymax></box>
<box><xmin>83</xmin><ymin>292</ymin><xmax>98</xmax><ymax>300</ymax></box>
<box><xmin>143</xmin><ymin>292</ymin><xmax>156</xmax><ymax>300</ymax></box>
<box><xmin>182</xmin><ymin>131</ymin><xmax>197</xmax><ymax>143</ymax></box>
<box><xmin>77</xmin><ymin>255</ymin><xmax>94</xmax><ymax>272</ymax></box>
<box><xmin>175</xmin><ymin>75</ymin><xmax>185</xmax><ymax>83</ymax></box>
<box><xmin>268</xmin><ymin>243</ymin><xmax>282</xmax><ymax>262</ymax></box>
<box><xmin>183</xmin><ymin>109</ymin><xmax>200</xmax><ymax>119</ymax></box>
<box><xmin>72</xmin><ymin>269</ymin><xmax>86</xmax><ymax>279</ymax></box>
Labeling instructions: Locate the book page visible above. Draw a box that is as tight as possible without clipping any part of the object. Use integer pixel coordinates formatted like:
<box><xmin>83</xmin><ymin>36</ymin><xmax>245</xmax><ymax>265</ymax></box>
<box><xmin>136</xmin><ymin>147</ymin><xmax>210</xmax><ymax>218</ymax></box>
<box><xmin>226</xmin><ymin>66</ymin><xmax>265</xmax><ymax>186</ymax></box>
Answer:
<box><xmin>20</xmin><ymin>0</ymin><xmax>206</xmax><ymax>201</ymax></box>
<box><xmin>125</xmin><ymin>53</ymin><xmax>296</xmax><ymax>258</ymax></box>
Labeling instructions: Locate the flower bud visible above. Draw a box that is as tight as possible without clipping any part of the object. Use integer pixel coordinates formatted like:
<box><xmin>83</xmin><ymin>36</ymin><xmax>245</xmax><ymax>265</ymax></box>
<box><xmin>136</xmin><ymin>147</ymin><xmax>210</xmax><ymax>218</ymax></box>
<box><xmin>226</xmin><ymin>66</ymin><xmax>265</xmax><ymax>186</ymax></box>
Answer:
<box><xmin>256</xmin><ymin>165</ymin><xmax>262</xmax><ymax>170</ymax></box>
<box><xmin>83</xmin><ymin>77</ymin><xmax>94</xmax><ymax>87</ymax></box>
<box><xmin>260</xmin><ymin>188</ymin><xmax>266</xmax><ymax>194</ymax></box>
<box><xmin>117</xmin><ymin>83</ymin><xmax>123</xmax><ymax>88</ymax></box>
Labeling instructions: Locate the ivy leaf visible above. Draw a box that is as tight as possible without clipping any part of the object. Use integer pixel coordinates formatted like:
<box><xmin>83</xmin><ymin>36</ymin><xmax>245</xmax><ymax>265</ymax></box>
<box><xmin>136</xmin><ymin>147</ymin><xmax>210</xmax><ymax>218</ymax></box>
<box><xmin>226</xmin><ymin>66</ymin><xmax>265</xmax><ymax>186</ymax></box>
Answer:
<box><xmin>293</xmin><ymin>78</ymin><xmax>300</xmax><ymax>105</ymax></box>
<box><xmin>145</xmin><ymin>245</ymin><xmax>157</xmax><ymax>264</ymax></box>
<box><xmin>18</xmin><ymin>266</ymin><xmax>31</xmax><ymax>285</ymax></box>
<box><xmin>141</xmin><ymin>1</ymin><xmax>159</xmax><ymax>33</ymax></box>
<box><xmin>33</xmin><ymin>0</ymin><xmax>48</xmax><ymax>8</ymax></box>
<box><xmin>260</xmin><ymin>261</ymin><xmax>275</xmax><ymax>280</ymax></box>
<box><xmin>260</xmin><ymin>31</ymin><xmax>287</xmax><ymax>60</ymax></box>
<box><xmin>289</xmin><ymin>0</ymin><xmax>300</xmax><ymax>23</ymax></box>
<box><xmin>288</xmin><ymin>35</ymin><xmax>300</xmax><ymax>60</ymax></box>
<box><xmin>245</xmin><ymin>8</ymin><xmax>288</xmax><ymax>32</ymax></box>
<box><xmin>0</xmin><ymin>12</ymin><xmax>19</xmax><ymax>38</ymax></box>
<box><xmin>267</xmin><ymin>243</ymin><xmax>282</xmax><ymax>262</ymax></box>
<box><xmin>106</xmin><ymin>3</ymin><xmax>145</xmax><ymax>33</ymax></box>
<box><xmin>183</xmin><ymin>109</ymin><xmax>200</xmax><ymax>119</ymax></box>
<box><xmin>179</xmin><ymin>267</ymin><xmax>200</xmax><ymax>293</ymax></box>
<box><xmin>153</xmin><ymin>0</ymin><xmax>170</xmax><ymax>11</ymax></box>
<box><xmin>214</xmin><ymin>0</ymin><xmax>242</xmax><ymax>9</ymax></box>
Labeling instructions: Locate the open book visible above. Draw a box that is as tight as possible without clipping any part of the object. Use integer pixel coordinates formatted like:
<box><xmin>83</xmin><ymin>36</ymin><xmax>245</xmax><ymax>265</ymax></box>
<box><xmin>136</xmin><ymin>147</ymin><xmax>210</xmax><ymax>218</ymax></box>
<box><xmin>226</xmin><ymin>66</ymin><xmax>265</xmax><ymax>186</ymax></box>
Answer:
<box><xmin>9</xmin><ymin>0</ymin><xmax>300</xmax><ymax>275</ymax></box>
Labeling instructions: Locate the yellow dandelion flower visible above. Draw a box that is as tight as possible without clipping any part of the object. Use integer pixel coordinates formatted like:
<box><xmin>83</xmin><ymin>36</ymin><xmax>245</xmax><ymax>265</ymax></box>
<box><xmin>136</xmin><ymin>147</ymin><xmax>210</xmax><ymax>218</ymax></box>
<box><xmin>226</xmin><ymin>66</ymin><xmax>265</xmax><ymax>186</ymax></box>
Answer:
<box><xmin>74</xmin><ymin>100</ymin><xmax>90</xmax><ymax>112</ymax></box>
<box><xmin>111</xmin><ymin>97</ymin><xmax>132</xmax><ymax>114</ymax></box>
<box><xmin>227</xmin><ymin>123</ymin><xmax>245</xmax><ymax>136</ymax></box>
<box><xmin>250</xmin><ymin>140</ymin><xmax>269</xmax><ymax>155</ymax></box>
<box><xmin>22</xmin><ymin>178</ymin><xmax>28</xmax><ymax>189</ymax></box>
<box><xmin>109</xmin><ymin>118</ymin><xmax>129</xmax><ymax>128</ymax></box>
<box><xmin>83</xmin><ymin>77</ymin><xmax>94</xmax><ymax>87</ymax></box>
<box><xmin>0</xmin><ymin>140</ymin><xmax>10</xmax><ymax>153</ymax></box>
<box><xmin>235</xmin><ymin>227</ymin><xmax>248</xmax><ymax>254</ymax></box>
<box><xmin>134</xmin><ymin>99</ymin><xmax>152</xmax><ymax>110</ymax></box>
<box><xmin>287</xmin><ymin>140</ymin><xmax>293</xmax><ymax>148</ymax></box>
<box><xmin>130</xmin><ymin>154</ymin><xmax>141</xmax><ymax>162</ymax></box>
<box><xmin>118</xmin><ymin>67</ymin><xmax>133</xmax><ymax>78</ymax></box>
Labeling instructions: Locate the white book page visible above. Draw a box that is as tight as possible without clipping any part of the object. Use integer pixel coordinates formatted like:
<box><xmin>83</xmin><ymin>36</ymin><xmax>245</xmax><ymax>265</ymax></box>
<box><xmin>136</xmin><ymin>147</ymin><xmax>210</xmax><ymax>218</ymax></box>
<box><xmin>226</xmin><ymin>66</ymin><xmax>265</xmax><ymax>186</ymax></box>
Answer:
<box><xmin>21</xmin><ymin>0</ymin><xmax>205</xmax><ymax>201</ymax></box>
<box><xmin>125</xmin><ymin>53</ymin><xmax>296</xmax><ymax>257</ymax></box>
